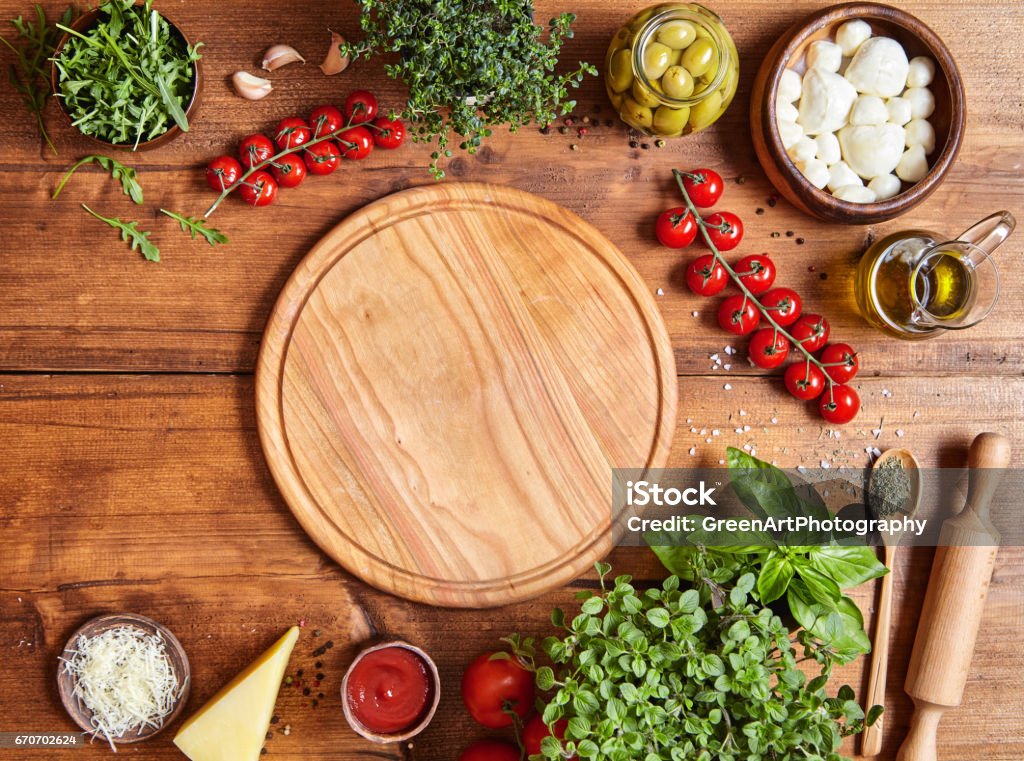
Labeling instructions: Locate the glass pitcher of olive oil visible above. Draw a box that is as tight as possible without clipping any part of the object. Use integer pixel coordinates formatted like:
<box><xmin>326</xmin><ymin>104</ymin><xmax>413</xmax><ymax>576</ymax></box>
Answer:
<box><xmin>854</xmin><ymin>212</ymin><xmax>1015</xmax><ymax>340</ymax></box>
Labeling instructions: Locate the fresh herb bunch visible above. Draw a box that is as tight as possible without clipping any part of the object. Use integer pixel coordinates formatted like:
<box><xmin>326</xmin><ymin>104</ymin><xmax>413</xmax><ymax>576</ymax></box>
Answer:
<box><xmin>341</xmin><ymin>0</ymin><xmax>596</xmax><ymax>178</ymax></box>
<box><xmin>53</xmin><ymin>0</ymin><xmax>202</xmax><ymax>148</ymax></box>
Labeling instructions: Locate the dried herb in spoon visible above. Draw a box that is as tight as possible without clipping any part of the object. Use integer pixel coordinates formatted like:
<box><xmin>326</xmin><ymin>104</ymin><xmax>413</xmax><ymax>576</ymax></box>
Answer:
<box><xmin>870</xmin><ymin>456</ymin><xmax>912</xmax><ymax>518</ymax></box>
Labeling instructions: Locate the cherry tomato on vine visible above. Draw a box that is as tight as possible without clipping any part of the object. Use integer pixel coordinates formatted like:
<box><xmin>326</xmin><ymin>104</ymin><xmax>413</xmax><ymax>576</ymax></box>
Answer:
<box><xmin>458</xmin><ymin>741</ymin><xmax>519</xmax><ymax>761</ymax></box>
<box><xmin>205</xmin><ymin>155</ymin><xmax>243</xmax><ymax>192</ymax></box>
<box><xmin>524</xmin><ymin>715</ymin><xmax>570</xmax><ymax>757</ymax></box>
<box><xmin>655</xmin><ymin>207</ymin><xmax>697</xmax><ymax>249</ymax></box>
<box><xmin>748</xmin><ymin>329</ymin><xmax>790</xmax><ymax>369</ymax></box>
<box><xmin>820</xmin><ymin>384</ymin><xmax>860</xmax><ymax>424</ymax></box>
<box><xmin>274</xmin><ymin>116</ymin><xmax>312</xmax><ymax>151</ymax></box>
<box><xmin>461</xmin><ymin>652</ymin><xmax>535</xmax><ymax>729</ymax></box>
<box><xmin>303</xmin><ymin>141</ymin><xmax>342</xmax><ymax>176</ymax></box>
<box><xmin>784</xmin><ymin>362</ymin><xmax>826</xmax><ymax>400</ymax></box>
<box><xmin>679</xmin><ymin>168</ymin><xmax>724</xmax><ymax>207</ymax></box>
<box><xmin>704</xmin><ymin>211</ymin><xmax>744</xmax><ymax>251</ymax></box>
<box><xmin>344</xmin><ymin>90</ymin><xmax>379</xmax><ymax>124</ymax></box>
<box><xmin>761</xmin><ymin>287</ymin><xmax>802</xmax><ymax>327</ymax></box>
<box><xmin>718</xmin><ymin>295</ymin><xmax>761</xmax><ymax>336</ymax></box>
<box><xmin>790</xmin><ymin>314</ymin><xmax>830</xmax><ymax>352</ymax></box>
<box><xmin>819</xmin><ymin>343</ymin><xmax>860</xmax><ymax>383</ymax></box>
<box><xmin>734</xmin><ymin>254</ymin><xmax>776</xmax><ymax>295</ymax></box>
<box><xmin>271</xmin><ymin>154</ymin><xmax>307</xmax><ymax>189</ymax></box>
<box><xmin>309</xmin><ymin>104</ymin><xmax>344</xmax><ymax>137</ymax></box>
<box><xmin>238</xmin><ymin>171</ymin><xmax>278</xmax><ymax>207</ymax></box>
<box><xmin>338</xmin><ymin>126</ymin><xmax>374</xmax><ymax>160</ymax></box>
<box><xmin>239</xmin><ymin>134</ymin><xmax>275</xmax><ymax>169</ymax></box>
<box><xmin>685</xmin><ymin>254</ymin><xmax>728</xmax><ymax>296</ymax></box>
<box><xmin>372</xmin><ymin>117</ymin><xmax>407</xmax><ymax>149</ymax></box>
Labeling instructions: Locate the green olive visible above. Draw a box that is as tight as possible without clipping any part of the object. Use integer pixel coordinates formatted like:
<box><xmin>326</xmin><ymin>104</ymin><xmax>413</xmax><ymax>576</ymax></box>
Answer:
<box><xmin>621</xmin><ymin>96</ymin><xmax>653</xmax><ymax>130</ymax></box>
<box><xmin>653</xmin><ymin>105</ymin><xmax>690</xmax><ymax>136</ymax></box>
<box><xmin>607</xmin><ymin>90</ymin><xmax>624</xmax><ymax>110</ymax></box>
<box><xmin>680</xmin><ymin>38</ymin><xmax>716</xmax><ymax>78</ymax></box>
<box><xmin>642</xmin><ymin>41</ymin><xmax>673</xmax><ymax>80</ymax></box>
<box><xmin>607</xmin><ymin>48</ymin><xmax>634</xmax><ymax>94</ymax></box>
<box><xmin>660</xmin><ymin>65</ymin><xmax>695</xmax><ymax>99</ymax></box>
<box><xmin>656</xmin><ymin>20</ymin><xmax>697</xmax><ymax>50</ymax></box>
<box><xmin>688</xmin><ymin>89</ymin><xmax>723</xmax><ymax>131</ymax></box>
<box><xmin>631</xmin><ymin>79</ymin><xmax>663</xmax><ymax>108</ymax></box>
<box><xmin>667</xmin><ymin>47</ymin><xmax>682</xmax><ymax>66</ymax></box>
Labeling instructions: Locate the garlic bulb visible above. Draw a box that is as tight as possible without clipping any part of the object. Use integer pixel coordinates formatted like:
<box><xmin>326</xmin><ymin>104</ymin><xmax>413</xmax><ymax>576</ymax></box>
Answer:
<box><xmin>262</xmin><ymin>44</ymin><xmax>305</xmax><ymax>72</ymax></box>
<box><xmin>320</xmin><ymin>30</ymin><xmax>350</xmax><ymax>75</ymax></box>
<box><xmin>232</xmin><ymin>71</ymin><xmax>273</xmax><ymax>101</ymax></box>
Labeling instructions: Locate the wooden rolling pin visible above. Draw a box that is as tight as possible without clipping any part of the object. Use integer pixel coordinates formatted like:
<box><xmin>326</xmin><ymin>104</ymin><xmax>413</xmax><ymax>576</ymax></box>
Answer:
<box><xmin>896</xmin><ymin>433</ymin><xmax>1011</xmax><ymax>761</ymax></box>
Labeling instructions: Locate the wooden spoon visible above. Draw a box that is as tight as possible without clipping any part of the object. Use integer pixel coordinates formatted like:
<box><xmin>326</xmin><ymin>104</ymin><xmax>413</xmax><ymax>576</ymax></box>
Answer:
<box><xmin>861</xmin><ymin>448</ymin><xmax>922</xmax><ymax>756</ymax></box>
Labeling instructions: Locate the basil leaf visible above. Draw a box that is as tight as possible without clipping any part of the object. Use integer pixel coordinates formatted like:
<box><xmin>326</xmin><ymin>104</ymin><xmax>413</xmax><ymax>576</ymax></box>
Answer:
<box><xmin>809</xmin><ymin>545</ymin><xmax>889</xmax><ymax>589</ymax></box>
<box><xmin>796</xmin><ymin>566</ymin><xmax>842</xmax><ymax>603</ymax></box>
<box><xmin>756</xmin><ymin>554</ymin><xmax>794</xmax><ymax>604</ymax></box>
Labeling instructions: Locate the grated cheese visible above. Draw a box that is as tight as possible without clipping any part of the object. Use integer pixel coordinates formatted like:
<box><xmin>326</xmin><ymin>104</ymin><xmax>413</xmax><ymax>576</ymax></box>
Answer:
<box><xmin>61</xmin><ymin>626</ymin><xmax>182</xmax><ymax>751</ymax></box>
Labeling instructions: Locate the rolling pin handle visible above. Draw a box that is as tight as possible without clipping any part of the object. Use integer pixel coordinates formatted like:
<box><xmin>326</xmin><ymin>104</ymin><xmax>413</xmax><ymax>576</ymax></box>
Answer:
<box><xmin>895</xmin><ymin>701</ymin><xmax>943</xmax><ymax>761</ymax></box>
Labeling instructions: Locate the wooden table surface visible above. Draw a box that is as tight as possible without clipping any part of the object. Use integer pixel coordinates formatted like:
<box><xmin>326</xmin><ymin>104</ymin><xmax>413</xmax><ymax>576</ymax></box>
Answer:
<box><xmin>1</xmin><ymin>1</ymin><xmax>1022</xmax><ymax>759</ymax></box>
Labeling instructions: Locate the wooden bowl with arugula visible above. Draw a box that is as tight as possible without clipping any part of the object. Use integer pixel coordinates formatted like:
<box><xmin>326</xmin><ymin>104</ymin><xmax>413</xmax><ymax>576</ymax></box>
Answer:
<box><xmin>50</xmin><ymin>0</ymin><xmax>203</xmax><ymax>151</ymax></box>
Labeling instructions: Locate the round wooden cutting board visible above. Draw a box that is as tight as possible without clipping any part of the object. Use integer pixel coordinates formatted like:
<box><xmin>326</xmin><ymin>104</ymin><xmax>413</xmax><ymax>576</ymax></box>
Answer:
<box><xmin>256</xmin><ymin>183</ymin><xmax>677</xmax><ymax>608</ymax></box>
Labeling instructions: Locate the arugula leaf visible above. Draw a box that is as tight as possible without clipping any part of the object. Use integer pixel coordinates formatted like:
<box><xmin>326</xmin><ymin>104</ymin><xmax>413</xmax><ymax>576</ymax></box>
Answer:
<box><xmin>82</xmin><ymin>204</ymin><xmax>159</xmax><ymax>262</ymax></box>
<box><xmin>810</xmin><ymin>546</ymin><xmax>889</xmax><ymax>589</ymax></box>
<box><xmin>53</xmin><ymin>155</ymin><xmax>144</xmax><ymax>204</ymax></box>
<box><xmin>160</xmin><ymin>209</ymin><xmax>228</xmax><ymax>247</ymax></box>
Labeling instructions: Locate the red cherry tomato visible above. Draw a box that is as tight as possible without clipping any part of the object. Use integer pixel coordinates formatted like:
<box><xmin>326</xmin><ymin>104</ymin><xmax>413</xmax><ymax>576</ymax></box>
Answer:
<box><xmin>790</xmin><ymin>314</ymin><xmax>831</xmax><ymax>353</ymax></box>
<box><xmin>820</xmin><ymin>384</ymin><xmax>861</xmax><ymax>424</ymax></box>
<box><xmin>303</xmin><ymin>141</ymin><xmax>342</xmax><ymax>176</ymax></box>
<box><xmin>819</xmin><ymin>343</ymin><xmax>860</xmax><ymax>383</ymax></box>
<box><xmin>309</xmin><ymin>105</ymin><xmax>344</xmax><ymax>137</ymax></box>
<box><xmin>458</xmin><ymin>741</ymin><xmax>520</xmax><ymax>761</ymax></box>
<box><xmin>784</xmin><ymin>361</ymin><xmax>826</xmax><ymax>400</ymax></box>
<box><xmin>704</xmin><ymin>211</ymin><xmax>744</xmax><ymax>251</ymax></box>
<box><xmin>761</xmin><ymin>287</ymin><xmax>802</xmax><ymax>327</ymax></box>
<box><xmin>685</xmin><ymin>255</ymin><xmax>728</xmax><ymax>297</ymax></box>
<box><xmin>524</xmin><ymin>715</ymin><xmax>570</xmax><ymax>757</ymax></box>
<box><xmin>718</xmin><ymin>295</ymin><xmax>761</xmax><ymax>336</ymax></box>
<box><xmin>679</xmin><ymin>168</ymin><xmax>724</xmax><ymax>207</ymax></box>
<box><xmin>734</xmin><ymin>254</ymin><xmax>776</xmax><ymax>295</ymax></box>
<box><xmin>238</xmin><ymin>171</ymin><xmax>278</xmax><ymax>207</ymax></box>
<box><xmin>205</xmin><ymin>155</ymin><xmax>242</xmax><ymax>192</ymax></box>
<box><xmin>338</xmin><ymin>126</ymin><xmax>374</xmax><ymax>160</ymax></box>
<box><xmin>748</xmin><ymin>329</ymin><xmax>790</xmax><ymax>369</ymax></box>
<box><xmin>372</xmin><ymin>117</ymin><xmax>407</xmax><ymax>149</ymax></box>
<box><xmin>460</xmin><ymin>652</ymin><xmax>535</xmax><ymax>729</ymax></box>
<box><xmin>655</xmin><ymin>207</ymin><xmax>697</xmax><ymax>249</ymax></box>
<box><xmin>271</xmin><ymin>154</ymin><xmax>307</xmax><ymax>189</ymax></box>
<box><xmin>344</xmin><ymin>90</ymin><xmax>379</xmax><ymax>124</ymax></box>
<box><xmin>274</xmin><ymin>117</ymin><xmax>312</xmax><ymax>151</ymax></box>
<box><xmin>239</xmin><ymin>134</ymin><xmax>275</xmax><ymax>169</ymax></box>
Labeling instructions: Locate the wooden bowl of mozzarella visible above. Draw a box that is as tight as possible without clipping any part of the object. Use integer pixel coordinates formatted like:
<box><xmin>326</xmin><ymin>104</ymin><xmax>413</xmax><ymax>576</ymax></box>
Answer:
<box><xmin>751</xmin><ymin>2</ymin><xmax>965</xmax><ymax>224</ymax></box>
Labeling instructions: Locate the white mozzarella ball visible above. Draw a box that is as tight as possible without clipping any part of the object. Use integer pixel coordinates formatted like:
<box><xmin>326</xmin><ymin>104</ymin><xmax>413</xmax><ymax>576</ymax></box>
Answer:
<box><xmin>807</xmin><ymin>40</ymin><xmax>843</xmax><ymax>72</ymax></box>
<box><xmin>798</xmin><ymin>67</ymin><xmax>857</xmax><ymax>134</ymax></box>
<box><xmin>868</xmin><ymin>174</ymin><xmax>902</xmax><ymax>201</ymax></box>
<box><xmin>904</xmin><ymin>87</ymin><xmax>935</xmax><ymax>119</ymax></box>
<box><xmin>836</xmin><ymin>19</ymin><xmax>872</xmax><ymax>56</ymax></box>
<box><xmin>850</xmin><ymin>95</ymin><xmax>889</xmax><ymax>125</ymax></box>
<box><xmin>827</xmin><ymin>161</ymin><xmax>863</xmax><ymax>192</ymax></box>
<box><xmin>779</xmin><ymin>68</ymin><xmax>803</xmax><ymax>103</ymax></box>
<box><xmin>815</xmin><ymin>132</ymin><xmax>841</xmax><ymax>165</ymax></box>
<box><xmin>838</xmin><ymin>123</ymin><xmax>906</xmax><ymax>178</ymax></box>
<box><xmin>907</xmin><ymin>56</ymin><xmax>936</xmax><ymax>88</ymax></box>
<box><xmin>788</xmin><ymin>136</ymin><xmax>818</xmax><ymax>163</ymax></box>
<box><xmin>778</xmin><ymin>119</ymin><xmax>804</xmax><ymax>149</ymax></box>
<box><xmin>905</xmin><ymin>119</ymin><xmax>936</xmax><ymax>153</ymax></box>
<box><xmin>896</xmin><ymin>144</ymin><xmax>929</xmax><ymax>183</ymax></box>
<box><xmin>886</xmin><ymin>96</ymin><xmax>913</xmax><ymax>125</ymax></box>
<box><xmin>777</xmin><ymin>98</ymin><xmax>800</xmax><ymax>123</ymax></box>
<box><xmin>844</xmin><ymin>37</ymin><xmax>909</xmax><ymax>97</ymax></box>
<box><xmin>833</xmin><ymin>184</ymin><xmax>878</xmax><ymax>203</ymax></box>
<box><xmin>797</xmin><ymin>158</ymin><xmax>831</xmax><ymax>189</ymax></box>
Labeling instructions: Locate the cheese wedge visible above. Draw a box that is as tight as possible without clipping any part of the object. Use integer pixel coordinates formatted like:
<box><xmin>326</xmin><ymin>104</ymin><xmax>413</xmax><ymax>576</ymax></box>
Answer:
<box><xmin>174</xmin><ymin>626</ymin><xmax>299</xmax><ymax>761</ymax></box>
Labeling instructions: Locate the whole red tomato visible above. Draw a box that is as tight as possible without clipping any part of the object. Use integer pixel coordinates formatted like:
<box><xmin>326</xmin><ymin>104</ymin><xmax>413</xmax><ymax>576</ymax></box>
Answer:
<box><xmin>679</xmin><ymin>168</ymin><xmax>724</xmax><ymax>207</ymax></box>
<box><xmin>271</xmin><ymin>154</ymin><xmax>307</xmax><ymax>189</ymax></box>
<box><xmin>820</xmin><ymin>384</ymin><xmax>860</xmax><ymax>424</ymax></box>
<box><xmin>748</xmin><ymin>329</ymin><xmax>790</xmax><ymax>369</ymax></box>
<box><xmin>274</xmin><ymin>116</ymin><xmax>312</xmax><ymax>151</ymax></box>
<box><xmin>458</xmin><ymin>740</ymin><xmax>519</xmax><ymax>761</ymax></box>
<box><xmin>784</xmin><ymin>362</ymin><xmax>826</xmax><ymax>400</ymax></box>
<box><xmin>461</xmin><ymin>652</ymin><xmax>535</xmax><ymax>729</ymax></box>
<box><xmin>655</xmin><ymin>207</ymin><xmax>697</xmax><ymax>249</ymax></box>
<box><xmin>338</xmin><ymin>126</ymin><xmax>374</xmax><ymax>160</ymax></box>
<box><xmin>685</xmin><ymin>254</ymin><xmax>727</xmax><ymax>296</ymax></box>
<box><xmin>734</xmin><ymin>254</ymin><xmax>776</xmax><ymax>295</ymax></box>
<box><xmin>344</xmin><ymin>90</ymin><xmax>379</xmax><ymax>124</ymax></box>
<box><xmin>303</xmin><ymin>141</ymin><xmax>342</xmax><ymax>175</ymax></box>
<box><xmin>372</xmin><ymin>117</ymin><xmax>407</xmax><ymax>149</ymax></box>
<box><xmin>761</xmin><ymin>288</ymin><xmax>802</xmax><ymax>327</ymax></box>
<box><xmin>790</xmin><ymin>314</ymin><xmax>831</xmax><ymax>352</ymax></box>
<box><xmin>239</xmin><ymin>134</ymin><xmax>275</xmax><ymax>169</ymax></box>
<box><xmin>704</xmin><ymin>211</ymin><xmax>744</xmax><ymax>251</ymax></box>
<box><xmin>309</xmin><ymin>104</ymin><xmax>344</xmax><ymax>137</ymax></box>
<box><xmin>524</xmin><ymin>715</ymin><xmax>569</xmax><ymax>757</ymax></box>
<box><xmin>205</xmin><ymin>155</ymin><xmax>242</xmax><ymax>192</ymax></box>
<box><xmin>239</xmin><ymin>171</ymin><xmax>278</xmax><ymax>207</ymax></box>
<box><xmin>718</xmin><ymin>295</ymin><xmax>760</xmax><ymax>336</ymax></box>
<box><xmin>819</xmin><ymin>343</ymin><xmax>860</xmax><ymax>383</ymax></box>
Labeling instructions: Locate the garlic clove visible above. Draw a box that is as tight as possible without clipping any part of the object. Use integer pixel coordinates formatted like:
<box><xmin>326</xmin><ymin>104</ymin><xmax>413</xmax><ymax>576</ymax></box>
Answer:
<box><xmin>262</xmin><ymin>44</ymin><xmax>305</xmax><ymax>72</ymax></box>
<box><xmin>320</xmin><ymin>30</ymin><xmax>350</xmax><ymax>76</ymax></box>
<box><xmin>232</xmin><ymin>71</ymin><xmax>273</xmax><ymax>101</ymax></box>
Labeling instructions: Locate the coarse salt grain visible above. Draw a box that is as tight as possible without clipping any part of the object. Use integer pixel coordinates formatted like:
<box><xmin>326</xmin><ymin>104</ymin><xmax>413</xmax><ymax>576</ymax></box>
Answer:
<box><xmin>656</xmin><ymin>288</ymin><xmax>664</xmax><ymax>296</ymax></box>
<box><xmin>896</xmin><ymin>429</ymin><xmax>905</xmax><ymax>438</ymax></box>
<box><xmin>724</xmin><ymin>383</ymin><xmax>732</xmax><ymax>390</ymax></box>
<box><xmin>689</xmin><ymin>447</ymin><xmax>696</xmax><ymax>456</ymax></box>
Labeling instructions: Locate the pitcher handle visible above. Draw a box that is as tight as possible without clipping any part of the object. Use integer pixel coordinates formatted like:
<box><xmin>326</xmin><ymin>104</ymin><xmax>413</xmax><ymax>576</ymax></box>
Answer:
<box><xmin>959</xmin><ymin>211</ymin><xmax>1016</xmax><ymax>257</ymax></box>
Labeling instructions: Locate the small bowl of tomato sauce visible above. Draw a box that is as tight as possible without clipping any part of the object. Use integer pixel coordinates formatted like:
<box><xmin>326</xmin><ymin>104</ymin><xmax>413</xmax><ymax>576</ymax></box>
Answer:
<box><xmin>342</xmin><ymin>640</ymin><xmax>440</xmax><ymax>743</ymax></box>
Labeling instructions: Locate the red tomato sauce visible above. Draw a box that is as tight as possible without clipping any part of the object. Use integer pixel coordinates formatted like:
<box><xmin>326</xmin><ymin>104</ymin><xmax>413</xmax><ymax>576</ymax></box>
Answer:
<box><xmin>346</xmin><ymin>646</ymin><xmax>433</xmax><ymax>734</ymax></box>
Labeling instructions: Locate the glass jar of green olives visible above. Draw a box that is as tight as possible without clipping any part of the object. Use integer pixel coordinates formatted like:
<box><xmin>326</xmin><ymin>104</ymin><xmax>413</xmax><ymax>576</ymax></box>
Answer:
<box><xmin>605</xmin><ymin>4</ymin><xmax>739</xmax><ymax>137</ymax></box>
